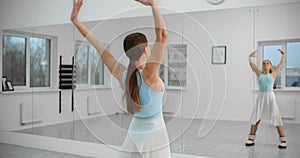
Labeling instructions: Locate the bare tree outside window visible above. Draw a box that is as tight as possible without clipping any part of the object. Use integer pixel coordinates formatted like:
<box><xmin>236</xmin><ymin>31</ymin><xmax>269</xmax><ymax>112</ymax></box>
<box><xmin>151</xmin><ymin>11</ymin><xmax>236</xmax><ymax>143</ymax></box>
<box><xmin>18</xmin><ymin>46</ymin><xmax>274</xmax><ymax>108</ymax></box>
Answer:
<box><xmin>167</xmin><ymin>45</ymin><xmax>187</xmax><ymax>87</ymax></box>
<box><xmin>30</xmin><ymin>37</ymin><xmax>51</xmax><ymax>87</ymax></box>
<box><xmin>2</xmin><ymin>35</ymin><xmax>26</xmax><ymax>86</ymax></box>
<box><xmin>90</xmin><ymin>46</ymin><xmax>104</xmax><ymax>85</ymax></box>
<box><xmin>75</xmin><ymin>42</ymin><xmax>89</xmax><ymax>84</ymax></box>
<box><xmin>2</xmin><ymin>34</ymin><xmax>51</xmax><ymax>89</ymax></box>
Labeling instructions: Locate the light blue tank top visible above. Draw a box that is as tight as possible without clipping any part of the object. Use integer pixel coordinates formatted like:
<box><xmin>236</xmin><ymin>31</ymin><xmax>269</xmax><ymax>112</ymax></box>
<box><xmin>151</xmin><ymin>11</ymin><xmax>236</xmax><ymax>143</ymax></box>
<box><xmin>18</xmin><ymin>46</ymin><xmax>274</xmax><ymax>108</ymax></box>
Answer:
<box><xmin>122</xmin><ymin>70</ymin><xmax>164</xmax><ymax>119</ymax></box>
<box><xmin>258</xmin><ymin>74</ymin><xmax>274</xmax><ymax>92</ymax></box>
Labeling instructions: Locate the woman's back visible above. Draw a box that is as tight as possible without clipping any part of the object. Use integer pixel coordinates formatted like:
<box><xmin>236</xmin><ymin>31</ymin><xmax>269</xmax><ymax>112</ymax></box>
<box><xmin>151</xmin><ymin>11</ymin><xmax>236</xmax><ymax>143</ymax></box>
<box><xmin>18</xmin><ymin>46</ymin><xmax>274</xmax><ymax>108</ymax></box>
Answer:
<box><xmin>122</xmin><ymin>70</ymin><xmax>164</xmax><ymax>119</ymax></box>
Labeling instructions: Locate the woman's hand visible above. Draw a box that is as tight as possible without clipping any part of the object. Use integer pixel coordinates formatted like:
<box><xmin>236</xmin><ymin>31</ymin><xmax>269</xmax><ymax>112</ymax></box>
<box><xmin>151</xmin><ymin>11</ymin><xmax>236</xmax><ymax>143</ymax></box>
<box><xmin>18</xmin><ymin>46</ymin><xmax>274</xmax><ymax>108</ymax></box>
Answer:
<box><xmin>71</xmin><ymin>0</ymin><xmax>83</xmax><ymax>22</ymax></box>
<box><xmin>135</xmin><ymin>0</ymin><xmax>157</xmax><ymax>7</ymax></box>
<box><xmin>248</xmin><ymin>50</ymin><xmax>260</xmax><ymax>76</ymax></box>
<box><xmin>249</xmin><ymin>50</ymin><xmax>257</xmax><ymax>58</ymax></box>
<box><xmin>278</xmin><ymin>49</ymin><xmax>286</xmax><ymax>56</ymax></box>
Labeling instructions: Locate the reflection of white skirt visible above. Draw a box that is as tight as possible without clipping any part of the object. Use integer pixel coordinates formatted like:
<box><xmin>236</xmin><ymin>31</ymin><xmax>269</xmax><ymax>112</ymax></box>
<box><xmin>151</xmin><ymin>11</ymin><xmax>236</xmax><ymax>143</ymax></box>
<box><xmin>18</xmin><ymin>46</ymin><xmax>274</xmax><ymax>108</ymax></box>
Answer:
<box><xmin>250</xmin><ymin>91</ymin><xmax>283</xmax><ymax>126</ymax></box>
<box><xmin>118</xmin><ymin>115</ymin><xmax>171</xmax><ymax>158</ymax></box>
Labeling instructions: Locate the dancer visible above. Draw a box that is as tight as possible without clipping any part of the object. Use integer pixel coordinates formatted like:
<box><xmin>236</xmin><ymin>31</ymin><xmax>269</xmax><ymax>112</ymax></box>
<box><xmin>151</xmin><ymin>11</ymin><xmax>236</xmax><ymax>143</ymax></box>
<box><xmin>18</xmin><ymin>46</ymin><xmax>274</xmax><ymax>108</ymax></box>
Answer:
<box><xmin>71</xmin><ymin>0</ymin><xmax>171</xmax><ymax>157</ymax></box>
<box><xmin>246</xmin><ymin>49</ymin><xmax>287</xmax><ymax>149</ymax></box>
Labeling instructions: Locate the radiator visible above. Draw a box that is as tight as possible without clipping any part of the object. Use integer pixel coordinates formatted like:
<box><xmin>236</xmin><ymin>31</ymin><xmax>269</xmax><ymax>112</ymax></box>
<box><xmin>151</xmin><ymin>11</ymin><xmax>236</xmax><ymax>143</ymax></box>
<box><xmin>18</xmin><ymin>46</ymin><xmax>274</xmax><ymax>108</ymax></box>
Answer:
<box><xmin>87</xmin><ymin>97</ymin><xmax>101</xmax><ymax>115</ymax></box>
<box><xmin>20</xmin><ymin>103</ymin><xmax>42</xmax><ymax>125</ymax></box>
<box><xmin>163</xmin><ymin>94</ymin><xmax>177</xmax><ymax>115</ymax></box>
<box><xmin>276</xmin><ymin>97</ymin><xmax>297</xmax><ymax>119</ymax></box>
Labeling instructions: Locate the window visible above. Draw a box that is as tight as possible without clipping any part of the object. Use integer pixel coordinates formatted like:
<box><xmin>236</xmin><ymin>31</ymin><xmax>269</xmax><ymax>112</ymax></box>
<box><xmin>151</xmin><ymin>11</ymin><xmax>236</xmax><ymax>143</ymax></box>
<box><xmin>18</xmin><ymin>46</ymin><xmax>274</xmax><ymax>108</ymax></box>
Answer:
<box><xmin>30</xmin><ymin>37</ymin><xmax>51</xmax><ymax>87</ymax></box>
<box><xmin>159</xmin><ymin>44</ymin><xmax>187</xmax><ymax>89</ymax></box>
<box><xmin>2</xmin><ymin>35</ymin><xmax>26</xmax><ymax>86</ymax></box>
<box><xmin>90</xmin><ymin>46</ymin><xmax>104</xmax><ymax>85</ymax></box>
<box><xmin>167</xmin><ymin>45</ymin><xmax>187</xmax><ymax>87</ymax></box>
<box><xmin>75</xmin><ymin>41</ymin><xmax>105</xmax><ymax>86</ymax></box>
<box><xmin>286</xmin><ymin>42</ymin><xmax>300</xmax><ymax>87</ymax></box>
<box><xmin>2</xmin><ymin>33</ymin><xmax>51</xmax><ymax>89</ymax></box>
<box><xmin>75</xmin><ymin>42</ymin><xmax>89</xmax><ymax>85</ymax></box>
<box><xmin>260</xmin><ymin>40</ymin><xmax>300</xmax><ymax>89</ymax></box>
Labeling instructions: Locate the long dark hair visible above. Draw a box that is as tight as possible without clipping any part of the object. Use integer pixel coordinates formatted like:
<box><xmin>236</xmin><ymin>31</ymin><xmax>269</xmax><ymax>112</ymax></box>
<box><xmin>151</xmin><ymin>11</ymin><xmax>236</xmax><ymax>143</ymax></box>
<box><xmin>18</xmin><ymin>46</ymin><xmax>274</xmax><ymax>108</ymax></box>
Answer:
<box><xmin>123</xmin><ymin>32</ymin><xmax>148</xmax><ymax>114</ymax></box>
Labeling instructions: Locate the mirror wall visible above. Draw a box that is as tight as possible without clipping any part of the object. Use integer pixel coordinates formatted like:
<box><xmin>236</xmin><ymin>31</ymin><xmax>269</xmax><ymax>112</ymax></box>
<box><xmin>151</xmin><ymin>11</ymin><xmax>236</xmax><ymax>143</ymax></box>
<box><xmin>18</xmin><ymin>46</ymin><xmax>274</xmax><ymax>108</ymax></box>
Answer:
<box><xmin>2</xmin><ymin>23</ymin><xmax>75</xmax><ymax>138</ymax></box>
<box><xmin>1</xmin><ymin>2</ymin><xmax>300</xmax><ymax>158</ymax></box>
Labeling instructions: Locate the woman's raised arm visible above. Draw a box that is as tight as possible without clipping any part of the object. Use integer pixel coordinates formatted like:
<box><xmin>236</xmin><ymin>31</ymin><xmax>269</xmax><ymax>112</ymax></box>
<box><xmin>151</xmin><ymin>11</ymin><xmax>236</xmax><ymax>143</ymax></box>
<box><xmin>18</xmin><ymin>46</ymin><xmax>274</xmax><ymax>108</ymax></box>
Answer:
<box><xmin>136</xmin><ymin>0</ymin><xmax>168</xmax><ymax>79</ymax></box>
<box><xmin>71</xmin><ymin>0</ymin><xmax>126</xmax><ymax>84</ymax></box>
<box><xmin>272</xmin><ymin>49</ymin><xmax>286</xmax><ymax>79</ymax></box>
<box><xmin>249</xmin><ymin>51</ymin><xmax>261</xmax><ymax>77</ymax></box>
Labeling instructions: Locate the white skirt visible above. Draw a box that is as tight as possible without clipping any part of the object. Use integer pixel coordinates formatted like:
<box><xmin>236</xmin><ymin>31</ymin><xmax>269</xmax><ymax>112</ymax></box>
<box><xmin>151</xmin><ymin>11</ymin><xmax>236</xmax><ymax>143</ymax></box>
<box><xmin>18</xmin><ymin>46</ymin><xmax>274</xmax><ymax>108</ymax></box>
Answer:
<box><xmin>118</xmin><ymin>115</ymin><xmax>171</xmax><ymax>158</ymax></box>
<box><xmin>250</xmin><ymin>91</ymin><xmax>283</xmax><ymax>126</ymax></box>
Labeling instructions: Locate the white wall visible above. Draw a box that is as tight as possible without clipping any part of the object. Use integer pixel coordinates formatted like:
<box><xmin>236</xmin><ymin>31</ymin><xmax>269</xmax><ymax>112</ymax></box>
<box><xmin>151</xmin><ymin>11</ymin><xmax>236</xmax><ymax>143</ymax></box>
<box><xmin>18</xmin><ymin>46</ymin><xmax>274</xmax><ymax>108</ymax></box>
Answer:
<box><xmin>182</xmin><ymin>7</ymin><xmax>254</xmax><ymax>121</ymax></box>
<box><xmin>1</xmin><ymin>2</ymin><xmax>300</xmax><ymax>132</ymax></box>
<box><xmin>1</xmin><ymin>0</ymin><xmax>300</xmax><ymax>29</ymax></box>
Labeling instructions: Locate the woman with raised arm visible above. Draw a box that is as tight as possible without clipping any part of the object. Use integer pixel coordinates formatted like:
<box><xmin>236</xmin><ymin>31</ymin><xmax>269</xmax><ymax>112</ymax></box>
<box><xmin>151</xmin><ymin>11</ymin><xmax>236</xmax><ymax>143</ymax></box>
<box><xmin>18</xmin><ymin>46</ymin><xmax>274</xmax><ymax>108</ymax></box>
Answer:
<box><xmin>246</xmin><ymin>49</ymin><xmax>287</xmax><ymax>149</ymax></box>
<box><xmin>71</xmin><ymin>0</ymin><xmax>170</xmax><ymax>157</ymax></box>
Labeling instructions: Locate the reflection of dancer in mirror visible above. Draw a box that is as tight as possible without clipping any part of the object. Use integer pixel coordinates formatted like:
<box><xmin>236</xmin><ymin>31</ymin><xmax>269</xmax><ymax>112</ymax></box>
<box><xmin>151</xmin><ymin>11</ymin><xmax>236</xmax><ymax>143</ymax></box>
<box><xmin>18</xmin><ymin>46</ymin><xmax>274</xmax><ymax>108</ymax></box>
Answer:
<box><xmin>71</xmin><ymin>0</ymin><xmax>171</xmax><ymax>157</ymax></box>
<box><xmin>246</xmin><ymin>49</ymin><xmax>287</xmax><ymax>149</ymax></box>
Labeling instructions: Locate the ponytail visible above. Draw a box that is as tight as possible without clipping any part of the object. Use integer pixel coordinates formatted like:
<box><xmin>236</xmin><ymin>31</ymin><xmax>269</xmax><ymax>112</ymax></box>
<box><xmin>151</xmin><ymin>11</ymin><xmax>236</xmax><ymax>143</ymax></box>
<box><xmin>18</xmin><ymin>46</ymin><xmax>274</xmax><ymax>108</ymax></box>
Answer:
<box><xmin>123</xmin><ymin>32</ymin><xmax>148</xmax><ymax>115</ymax></box>
<box><xmin>124</xmin><ymin>61</ymin><xmax>142</xmax><ymax>114</ymax></box>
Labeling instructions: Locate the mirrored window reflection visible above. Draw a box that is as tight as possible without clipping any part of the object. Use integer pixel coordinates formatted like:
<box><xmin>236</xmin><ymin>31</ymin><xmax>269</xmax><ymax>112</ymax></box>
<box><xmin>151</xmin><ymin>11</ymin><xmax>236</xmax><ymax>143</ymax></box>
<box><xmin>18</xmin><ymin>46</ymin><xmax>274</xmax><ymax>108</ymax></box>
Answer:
<box><xmin>75</xmin><ymin>41</ymin><xmax>105</xmax><ymax>86</ymax></box>
<box><xmin>90</xmin><ymin>46</ymin><xmax>104</xmax><ymax>85</ymax></box>
<box><xmin>167</xmin><ymin>45</ymin><xmax>187</xmax><ymax>87</ymax></box>
<box><xmin>286</xmin><ymin>42</ymin><xmax>300</xmax><ymax>87</ymax></box>
<box><xmin>29</xmin><ymin>37</ymin><xmax>51</xmax><ymax>87</ymax></box>
<box><xmin>2</xmin><ymin>35</ymin><xmax>26</xmax><ymax>86</ymax></box>
<box><xmin>75</xmin><ymin>42</ymin><xmax>89</xmax><ymax>84</ymax></box>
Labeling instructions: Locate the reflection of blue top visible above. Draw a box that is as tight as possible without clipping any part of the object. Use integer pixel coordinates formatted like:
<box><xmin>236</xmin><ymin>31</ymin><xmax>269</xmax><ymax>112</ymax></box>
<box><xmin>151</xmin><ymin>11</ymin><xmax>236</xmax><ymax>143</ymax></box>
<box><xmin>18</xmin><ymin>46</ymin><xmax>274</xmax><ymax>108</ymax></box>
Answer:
<box><xmin>122</xmin><ymin>70</ymin><xmax>164</xmax><ymax>119</ymax></box>
<box><xmin>258</xmin><ymin>74</ymin><xmax>274</xmax><ymax>92</ymax></box>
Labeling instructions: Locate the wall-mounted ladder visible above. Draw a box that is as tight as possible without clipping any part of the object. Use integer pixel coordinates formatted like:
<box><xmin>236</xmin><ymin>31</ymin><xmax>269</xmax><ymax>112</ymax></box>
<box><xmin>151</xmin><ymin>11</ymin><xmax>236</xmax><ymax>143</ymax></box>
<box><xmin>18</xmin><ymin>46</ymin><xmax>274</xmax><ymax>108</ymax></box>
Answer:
<box><xmin>59</xmin><ymin>56</ymin><xmax>76</xmax><ymax>113</ymax></box>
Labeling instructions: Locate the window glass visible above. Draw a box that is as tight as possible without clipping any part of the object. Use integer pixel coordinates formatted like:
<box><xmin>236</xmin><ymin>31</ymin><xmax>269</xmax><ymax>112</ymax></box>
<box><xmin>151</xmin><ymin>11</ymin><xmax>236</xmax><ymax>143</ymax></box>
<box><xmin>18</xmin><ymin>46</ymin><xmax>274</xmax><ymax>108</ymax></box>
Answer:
<box><xmin>75</xmin><ymin>42</ymin><xmax>89</xmax><ymax>84</ymax></box>
<box><xmin>2</xmin><ymin>35</ymin><xmax>26</xmax><ymax>86</ymax></box>
<box><xmin>90</xmin><ymin>46</ymin><xmax>104</xmax><ymax>85</ymax></box>
<box><xmin>29</xmin><ymin>37</ymin><xmax>51</xmax><ymax>87</ymax></box>
<box><xmin>286</xmin><ymin>42</ymin><xmax>300</xmax><ymax>87</ymax></box>
<box><xmin>167</xmin><ymin>45</ymin><xmax>187</xmax><ymax>87</ymax></box>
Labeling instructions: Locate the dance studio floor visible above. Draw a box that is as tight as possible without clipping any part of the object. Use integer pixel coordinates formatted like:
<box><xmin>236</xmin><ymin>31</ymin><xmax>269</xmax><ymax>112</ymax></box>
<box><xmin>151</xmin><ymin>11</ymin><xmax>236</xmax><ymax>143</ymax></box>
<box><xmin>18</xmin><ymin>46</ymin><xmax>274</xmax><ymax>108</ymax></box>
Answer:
<box><xmin>0</xmin><ymin>143</ymin><xmax>93</xmax><ymax>158</ymax></box>
<box><xmin>10</xmin><ymin>114</ymin><xmax>300</xmax><ymax>158</ymax></box>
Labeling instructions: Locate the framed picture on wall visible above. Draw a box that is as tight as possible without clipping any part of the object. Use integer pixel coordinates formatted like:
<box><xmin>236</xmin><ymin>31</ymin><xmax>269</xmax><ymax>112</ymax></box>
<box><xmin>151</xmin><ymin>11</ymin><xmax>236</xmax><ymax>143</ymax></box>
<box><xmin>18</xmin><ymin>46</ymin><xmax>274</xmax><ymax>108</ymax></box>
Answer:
<box><xmin>6</xmin><ymin>80</ymin><xmax>14</xmax><ymax>91</ymax></box>
<box><xmin>2</xmin><ymin>76</ymin><xmax>8</xmax><ymax>91</ymax></box>
<box><xmin>212</xmin><ymin>46</ymin><xmax>227</xmax><ymax>64</ymax></box>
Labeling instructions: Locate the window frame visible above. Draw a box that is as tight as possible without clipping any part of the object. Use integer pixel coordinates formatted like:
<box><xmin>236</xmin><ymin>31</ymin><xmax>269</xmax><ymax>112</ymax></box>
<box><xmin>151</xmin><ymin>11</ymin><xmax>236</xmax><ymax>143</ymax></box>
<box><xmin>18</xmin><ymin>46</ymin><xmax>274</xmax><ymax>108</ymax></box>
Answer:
<box><xmin>2</xmin><ymin>30</ymin><xmax>55</xmax><ymax>90</ymax></box>
<box><xmin>159</xmin><ymin>44</ymin><xmax>188</xmax><ymax>90</ymax></box>
<box><xmin>29</xmin><ymin>36</ymin><xmax>52</xmax><ymax>88</ymax></box>
<box><xmin>74</xmin><ymin>40</ymin><xmax>107</xmax><ymax>88</ymax></box>
<box><xmin>2</xmin><ymin>34</ymin><xmax>27</xmax><ymax>88</ymax></box>
<box><xmin>258</xmin><ymin>39</ymin><xmax>300</xmax><ymax>90</ymax></box>
<box><xmin>75</xmin><ymin>40</ymin><xmax>90</xmax><ymax>86</ymax></box>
